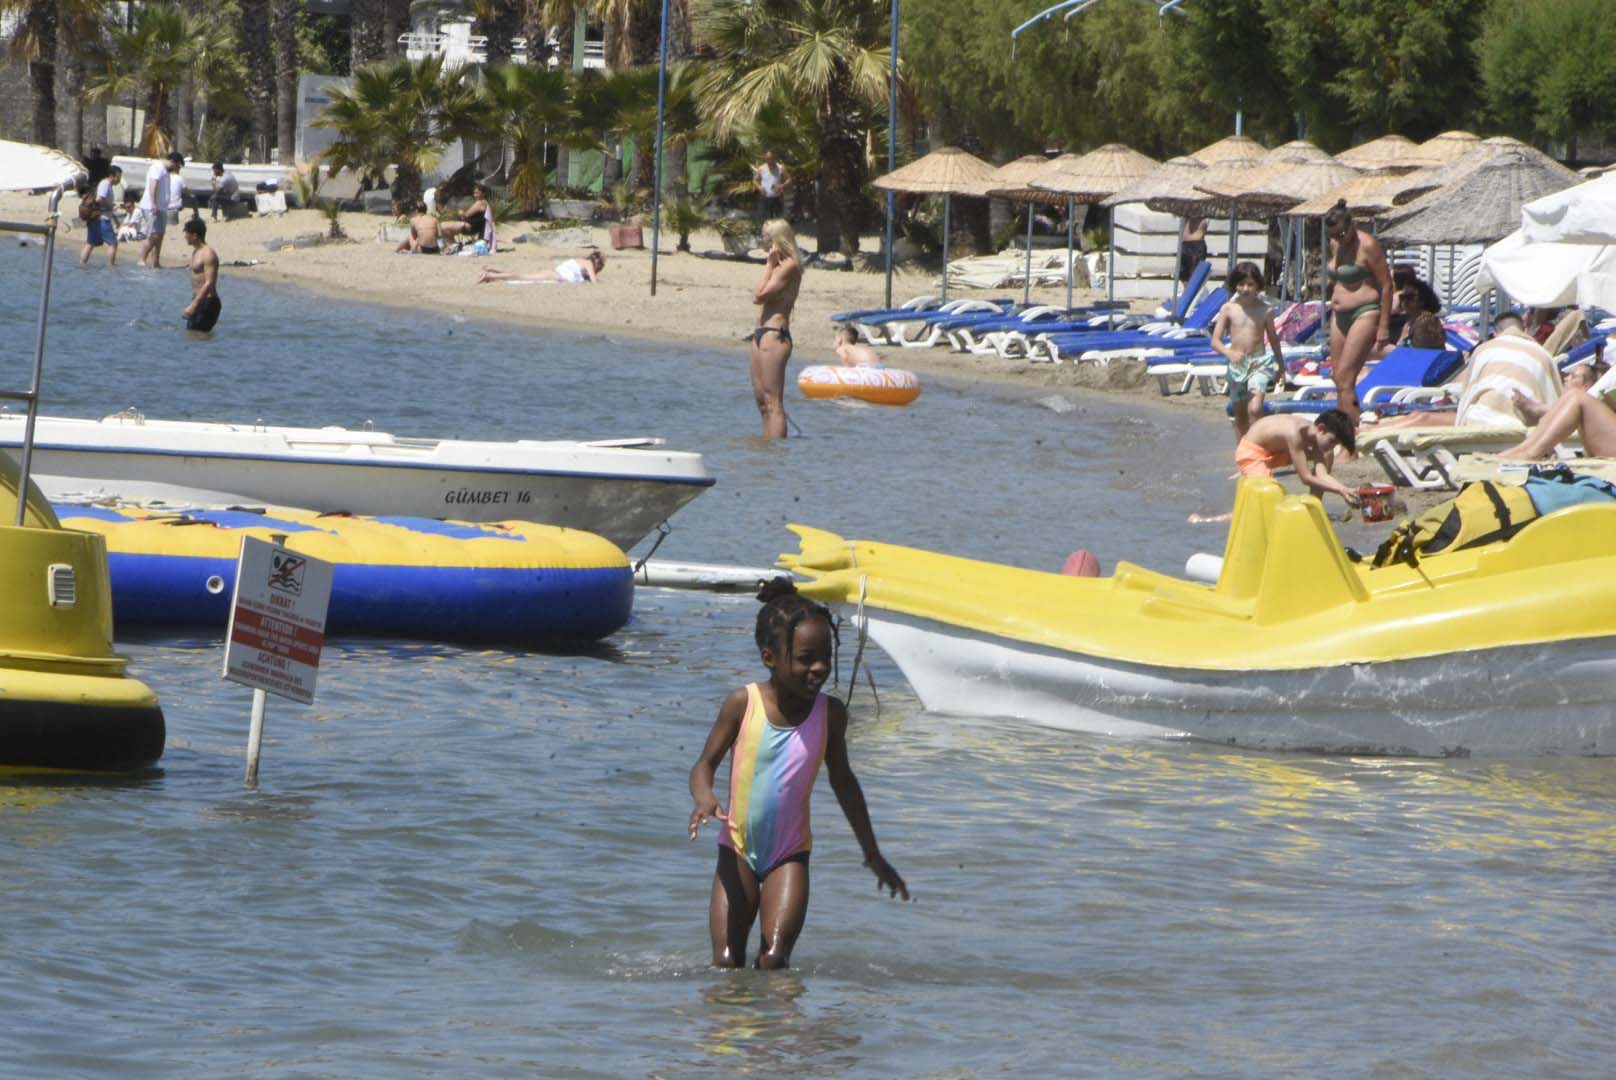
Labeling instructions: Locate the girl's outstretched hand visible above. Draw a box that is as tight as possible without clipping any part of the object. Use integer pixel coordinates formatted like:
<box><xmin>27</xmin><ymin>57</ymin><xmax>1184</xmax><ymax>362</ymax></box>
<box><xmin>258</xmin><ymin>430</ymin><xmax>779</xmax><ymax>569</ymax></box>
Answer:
<box><xmin>864</xmin><ymin>851</ymin><xmax>910</xmax><ymax>901</ymax></box>
<box><xmin>689</xmin><ymin>799</ymin><xmax>727</xmax><ymax>841</ymax></box>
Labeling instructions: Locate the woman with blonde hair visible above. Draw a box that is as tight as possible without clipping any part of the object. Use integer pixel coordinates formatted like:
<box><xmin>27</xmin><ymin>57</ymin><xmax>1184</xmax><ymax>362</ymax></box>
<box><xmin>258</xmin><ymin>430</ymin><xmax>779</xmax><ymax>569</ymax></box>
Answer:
<box><xmin>748</xmin><ymin>219</ymin><xmax>803</xmax><ymax>438</ymax></box>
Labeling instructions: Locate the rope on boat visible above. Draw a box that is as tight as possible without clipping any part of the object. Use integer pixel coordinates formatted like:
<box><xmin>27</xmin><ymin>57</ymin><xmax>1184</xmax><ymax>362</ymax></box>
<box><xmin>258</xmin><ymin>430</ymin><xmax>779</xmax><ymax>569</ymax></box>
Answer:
<box><xmin>631</xmin><ymin>520</ymin><xmax>673</xmax><ymax>573</ymax></box>
<box><xmin>843</xmin><ymin>572</ymin><xmax>879</xmax><ymax>717</ymax></box>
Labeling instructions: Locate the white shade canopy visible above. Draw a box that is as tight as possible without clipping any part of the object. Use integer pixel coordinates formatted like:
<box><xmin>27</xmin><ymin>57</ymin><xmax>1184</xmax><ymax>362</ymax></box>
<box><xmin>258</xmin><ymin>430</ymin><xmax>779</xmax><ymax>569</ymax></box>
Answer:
<box><xmin>1519</xmin><ymin>172</ymin><xmax>1616</xmax><ymax>245</ymax></box>
<box><xmin>0</xmin><ymin>140</ymin><xmax>84</xmax><ymax>192</ymax></box>
<box><xmin>1477</xmin><ymin>228</ymin><xmax>1616</xmax><ymax>312</ymax></box>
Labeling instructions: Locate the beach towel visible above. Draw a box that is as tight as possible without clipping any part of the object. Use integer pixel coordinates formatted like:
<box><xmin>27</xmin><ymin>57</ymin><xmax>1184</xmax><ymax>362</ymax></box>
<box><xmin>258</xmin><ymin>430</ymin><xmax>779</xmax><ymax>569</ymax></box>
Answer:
<box><xmin>1452</xmin><ymin>334</ymin><xmax>1558</xmax><ymax>427</ymax></box>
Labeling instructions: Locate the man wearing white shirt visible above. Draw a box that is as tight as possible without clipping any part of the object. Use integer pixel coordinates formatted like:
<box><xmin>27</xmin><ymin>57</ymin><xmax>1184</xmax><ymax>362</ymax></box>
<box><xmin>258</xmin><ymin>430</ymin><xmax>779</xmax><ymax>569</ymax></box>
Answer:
<box><xmin>139</xmin><ymin>151</ymin><xmax>184</xmax><ymax>269</ymax></box>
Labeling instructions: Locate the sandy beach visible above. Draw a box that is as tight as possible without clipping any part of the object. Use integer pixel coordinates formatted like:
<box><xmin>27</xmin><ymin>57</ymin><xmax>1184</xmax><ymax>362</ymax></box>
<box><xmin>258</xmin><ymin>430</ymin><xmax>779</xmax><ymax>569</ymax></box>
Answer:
<box><xmin>20</xmin><ymin>192</ymin><xmax>1440</xmax><ymax>516</ymax></box>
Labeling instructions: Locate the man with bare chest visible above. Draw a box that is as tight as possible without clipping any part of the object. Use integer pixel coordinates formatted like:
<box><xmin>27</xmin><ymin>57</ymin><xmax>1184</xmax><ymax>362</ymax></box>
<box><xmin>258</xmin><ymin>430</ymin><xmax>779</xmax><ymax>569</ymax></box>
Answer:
<box><xmin>182</xmin><ymin>217</ymin><xmax>222</xmax><ymax>332</ymax></box>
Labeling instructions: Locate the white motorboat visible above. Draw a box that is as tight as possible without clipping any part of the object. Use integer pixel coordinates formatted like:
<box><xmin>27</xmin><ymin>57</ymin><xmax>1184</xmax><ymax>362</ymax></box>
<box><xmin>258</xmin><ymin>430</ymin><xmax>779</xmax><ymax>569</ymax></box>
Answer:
<box><xmin>0</xmin><ymin>411</ymin><xmax>714</xmax><ymax>550</ymax></box>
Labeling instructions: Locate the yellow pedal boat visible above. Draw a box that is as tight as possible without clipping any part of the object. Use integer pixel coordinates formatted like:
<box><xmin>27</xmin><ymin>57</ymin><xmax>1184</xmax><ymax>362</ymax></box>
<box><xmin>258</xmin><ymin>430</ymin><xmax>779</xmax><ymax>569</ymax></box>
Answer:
<box><xmin>780</xmin><ymin>477</ymin><xmax>1616</xmax><ymax>757</ymax></box>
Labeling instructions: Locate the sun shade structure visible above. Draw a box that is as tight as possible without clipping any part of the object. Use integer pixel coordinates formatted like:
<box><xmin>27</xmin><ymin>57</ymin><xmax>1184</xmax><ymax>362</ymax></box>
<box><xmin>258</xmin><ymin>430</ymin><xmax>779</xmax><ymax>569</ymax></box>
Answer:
<box><xmin>872</xmin><ymin>147</ymin><xmax>997</xmax><ymax>302</ymax></box>
<box><xmin>0</xmin><ymin>141</ymin><xmax>83</xmax><ymax>192</ymax></box>
<box><xmin>1419</xmin><ymin>130</ymin><xmax>1483</xmax><ymax>163</ymax></box>
<box><xmin>1385</xmin><ymin>137</ymin><xmax>1569</xmax><ymax>207</ymax></box>
<box><xmin>1379</xmin><ymin>147</ymin><xmax>1582</xmax><ymax>247</ymax></box>
<box><xmin>1335</xmin><ymin>135</ymin><xmax>1440</xmax><ymax>172</ymax></box>
<box><xmin>971</xmin><ymin>154</ymin><xmax>1069</xmax><ymax>304</ymax></box>
<box><xmin>1027</xmin><ymin>143</ymin><xmax>1161</xmax><ymax>311</ymax></box>
<box><xmin>1189</xmin><ymin>135</ymin><xmax>1266</xmax><ymax>167</ymax></box>
<box><xmin>1286</xmin><ymin>169</ymin><xmax>1403</xmax><ymax>218</ymax></box>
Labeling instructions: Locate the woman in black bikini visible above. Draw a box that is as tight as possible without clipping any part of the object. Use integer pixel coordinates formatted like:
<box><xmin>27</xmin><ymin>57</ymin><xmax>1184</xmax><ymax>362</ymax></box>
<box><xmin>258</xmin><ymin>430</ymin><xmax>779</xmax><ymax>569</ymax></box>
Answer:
<box><xmin>439</xmin><ymin>183</ymin><xmax>491</xmax><ymax>243</ymax></box>
<box><xmin>1324</xmin><ymin>200</ymin><xmax>1393</xmax><ymax>428</ymax></box>
<box><xmin>749</xmin><ymin>219</ymin><xmax>802</xmax><ymax>438</ymax></box>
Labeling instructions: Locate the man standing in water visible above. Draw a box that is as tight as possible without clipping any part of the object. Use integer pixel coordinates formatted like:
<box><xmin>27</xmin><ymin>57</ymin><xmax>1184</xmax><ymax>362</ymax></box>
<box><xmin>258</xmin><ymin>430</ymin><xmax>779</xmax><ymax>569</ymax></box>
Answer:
<box><xmin>139</xmin><ymin>152</ymin><xmax>183</xmax><ymax>269</ymax></box>
<box><xmin>749</xmin><ymin>219</ymin><xmax>802</xmax><ymax>438</ymax></box>
<box><xmin>181</xmin><ymin>217</ymin><xmax>222</xmax><ymax>332</ymax></box>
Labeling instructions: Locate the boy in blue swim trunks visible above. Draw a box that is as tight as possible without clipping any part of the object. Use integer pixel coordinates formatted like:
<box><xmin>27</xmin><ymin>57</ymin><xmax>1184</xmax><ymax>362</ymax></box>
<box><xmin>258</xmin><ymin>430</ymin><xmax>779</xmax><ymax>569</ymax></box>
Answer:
<box><xmin>1211</xmin><ymin>261</ymin><xmax>1286</xmax><ymax>440</ymax></box>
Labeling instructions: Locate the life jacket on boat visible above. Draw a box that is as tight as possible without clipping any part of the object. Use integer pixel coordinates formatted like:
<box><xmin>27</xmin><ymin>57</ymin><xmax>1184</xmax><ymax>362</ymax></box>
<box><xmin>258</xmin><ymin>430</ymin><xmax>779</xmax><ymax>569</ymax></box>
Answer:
<box><xmin>1372</xmin><ymin>481</ymin><xmax>1539</xmax><ymax>567</ymax></box>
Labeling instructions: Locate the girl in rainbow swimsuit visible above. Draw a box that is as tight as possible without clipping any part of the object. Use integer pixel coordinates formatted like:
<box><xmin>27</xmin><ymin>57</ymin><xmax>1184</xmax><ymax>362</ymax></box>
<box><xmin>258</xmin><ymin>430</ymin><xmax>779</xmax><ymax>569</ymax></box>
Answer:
<box><xmin>689</xmin><ymin>579</ymin><xmax>908</xmax><ymax>969</ymax></box>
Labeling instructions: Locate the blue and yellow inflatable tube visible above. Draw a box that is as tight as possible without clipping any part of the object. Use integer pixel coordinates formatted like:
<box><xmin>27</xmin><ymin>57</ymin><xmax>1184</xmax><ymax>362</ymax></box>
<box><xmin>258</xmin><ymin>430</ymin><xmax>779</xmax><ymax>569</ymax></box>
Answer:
<box><xmin>54</xmin><ymin>504</ymin><xmax>634</xmax><ymax>643</ymax></box>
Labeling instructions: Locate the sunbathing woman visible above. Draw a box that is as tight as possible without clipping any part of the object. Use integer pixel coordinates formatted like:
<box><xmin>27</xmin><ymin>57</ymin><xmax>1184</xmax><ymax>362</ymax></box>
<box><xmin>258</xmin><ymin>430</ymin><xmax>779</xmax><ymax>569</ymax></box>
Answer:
<box><xmin>749</xmin><ymin>219</ymin><xmax>803</xmax><ymax>438</ymax></box>
<box><xmin>1499</xmin><ymin>364</ymin><xmax>1616</xmax><ymax>460</ymax></box>
<box><xmin>439</xmin><ymin>183</ymin><xmax>491</xmax><ymax>242</ymax></box>
<box><xmin>1323</xmin><ymin>200</ymin><xmax>1394</xmax><ymax>428</ymax></box>
<box><xmin>477</xmin><ymin>251</ymin><xmax>605</xmax><ymax>284</ymax></box>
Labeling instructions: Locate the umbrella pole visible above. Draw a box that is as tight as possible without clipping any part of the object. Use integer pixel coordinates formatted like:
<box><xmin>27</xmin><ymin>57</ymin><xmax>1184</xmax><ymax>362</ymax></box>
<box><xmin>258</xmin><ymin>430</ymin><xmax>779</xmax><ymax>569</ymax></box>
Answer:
<box><xmin>1227</xmin><ymin>212</ymin><xmax>1238</xmax><ymax>276</ymax></box>
<box><xmin>1170</xmin><ymin>221</ymin><xmax>1181</xmax><ymax>319</ymax></box>
<box><xmin>1023</xmin><ymin>203</ymin><xmax>1033</xmax><ymax>307</ymax></box>
<box><xmin>1279</xmin><ymin>218</ymin><xmax>1290</xmax><ymax>303</ymax></box>
<box><xmin>1318</xmin><ymin>218</ymin><xmax>1328</xmax><ymax>330</ymax></box>
<box><xmin>1107</xmin><ymin>205</ymin><xmax>1116</xmax><ymax>323</ymax></box>
<box><xmin>1065</xmin><ymin>197</ymin><xmax>1074</xmax><ymax>312</ymax></box>
<box><xmin>941</xmin><ymin>194</ymin><xmax>951</xmax><ymax>304</ymax></box>
<box><xmin>1425</xmin><ymin>244</ymin><xmax>1435</xmax><ymax>297</ymax></box>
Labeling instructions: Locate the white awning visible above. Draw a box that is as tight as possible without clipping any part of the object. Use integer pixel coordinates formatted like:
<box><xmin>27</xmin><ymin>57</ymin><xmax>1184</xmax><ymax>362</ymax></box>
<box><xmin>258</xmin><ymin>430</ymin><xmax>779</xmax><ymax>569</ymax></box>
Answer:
<box><xmin>0</xmin><ymin>139</ymin><xmax>84</xmax><ymax>193</ymax></box>
<box><xmin>1520</xmin><ymin>173</ymin><xmax>1616</xmax><ymax>245</ymax></box>
<box><xmin>1477</xmin><ymin>228</ymin><xmax>1616</xmax><ymax>312</ymax></box>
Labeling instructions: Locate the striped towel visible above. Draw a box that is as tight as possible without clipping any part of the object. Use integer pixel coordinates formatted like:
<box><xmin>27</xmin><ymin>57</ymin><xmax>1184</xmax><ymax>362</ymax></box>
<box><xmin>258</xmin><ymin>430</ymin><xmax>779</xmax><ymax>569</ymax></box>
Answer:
<box><xmin>1453</xmin><ymin>334</ymin><xmax>1559</xmax><ymax>428</ymax></box>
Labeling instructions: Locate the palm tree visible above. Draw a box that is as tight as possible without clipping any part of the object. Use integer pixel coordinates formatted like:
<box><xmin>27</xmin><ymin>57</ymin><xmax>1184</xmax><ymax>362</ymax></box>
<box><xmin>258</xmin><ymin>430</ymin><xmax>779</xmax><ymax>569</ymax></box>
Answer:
<box><xmin>273</xmin><ymin>0</ymin><xmax>299</xmax><ymax>162</ymax></box>
<box><xmin>350</xmin><ymin>0</ymin><xmax>390</xmax><ymax>70</ymax></box>
<box><xmin>478</xmin><ymin>61</ymin><xmax>577</xmax><ymax>214</ymax></box>
<box><xmin>1</xmin><ymin>0</ymin><xmax>59</xmax><ymax>146</ymax></box>
<box><xmin>84</xmin><ymin>2</ymin><xmax>232</xmax><ymax>156</ymax></box>
<box><xmin>602</xmin><ymin>63</ymin><xmax>700</xmax><ymax>195</ymax></box>
<box><xmin>40</xmin><ymin>0</ymin><xmax>112</xmax><ymax>156</ymax></box>
<box><xmin>692</xmin><ymin>0</ymin><xmax>892</xmax><ymax>254</ymax></box>
<box><xmin>473</xmin><ymin>0</ymin><xmax>523</xmax><ymax>64</ymax></box>
<box><xmin>240</xmin><ymin>0</ymin><xmax>274</xmax><ymax>161</ymax></box>
<box><xmin>315</xmin><ymin>55</ymin><xmax>487</xmax><ymax>211</ymax></box>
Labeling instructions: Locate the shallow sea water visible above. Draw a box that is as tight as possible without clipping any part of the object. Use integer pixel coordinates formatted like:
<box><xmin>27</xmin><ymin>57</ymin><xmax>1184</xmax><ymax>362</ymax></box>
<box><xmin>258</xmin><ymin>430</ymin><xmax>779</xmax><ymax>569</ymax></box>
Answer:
<box><xmin>3</xmin><ymin>240</ymin><xmax>1613</xmax><ymax>1078</ymax></box>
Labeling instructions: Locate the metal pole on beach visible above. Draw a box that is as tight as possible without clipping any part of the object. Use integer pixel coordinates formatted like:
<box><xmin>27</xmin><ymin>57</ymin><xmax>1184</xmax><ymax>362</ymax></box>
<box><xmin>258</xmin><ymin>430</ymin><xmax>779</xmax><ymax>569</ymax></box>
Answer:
<box><xmin>648</xmin><ymin>0</ymin><xmax>672</xmax><ymax>297</ymax></box>
<box><xmin>941</xmin><ymin>194</ymin><xmax>951</xmax><ymax>303</ymax></box>
<box><xmin>1022</xmin><ymin>204</ymin><xmax>1034</xmax><ymax>306</ymax></box>
<box><xmin>14</xmin><ymin>186</ymin><xmax>61</xmax><ymax>525</ymax></box>
<box><xmin>244</xmin><ymin>530</ymin><xmax>289</xmax><ymax>788</ymax></box>
<box><xmin>1065</xmin><ymin>197</ymin><xmax>1074</xmax><ymax>312</ymax></box>
<box><xmin>883</xmin><ymin>0</ymin><xmax>898</xmax><ymax>308</ymax></box>
<box><xmin>1106</xmin><ymin>205</ymin><xmax>1116</xmax><ymax>323</ymax></box>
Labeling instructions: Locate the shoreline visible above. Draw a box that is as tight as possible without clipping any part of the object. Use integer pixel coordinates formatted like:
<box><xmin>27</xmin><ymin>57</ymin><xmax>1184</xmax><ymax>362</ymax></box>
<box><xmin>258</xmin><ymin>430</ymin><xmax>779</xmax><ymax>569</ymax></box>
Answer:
<box><xmin>17</xmin><ymin>193</ymin><xmax>1447</xmax><ymax>519</ymax></box>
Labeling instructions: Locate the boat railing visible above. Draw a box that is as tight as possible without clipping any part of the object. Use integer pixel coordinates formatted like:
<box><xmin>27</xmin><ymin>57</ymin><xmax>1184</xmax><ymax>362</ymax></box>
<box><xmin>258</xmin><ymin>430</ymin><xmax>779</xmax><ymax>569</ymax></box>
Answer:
<box><xmin>0</xmin><ymin>184</ymin><xmax>65</xmax><ymax>526</ymax></box>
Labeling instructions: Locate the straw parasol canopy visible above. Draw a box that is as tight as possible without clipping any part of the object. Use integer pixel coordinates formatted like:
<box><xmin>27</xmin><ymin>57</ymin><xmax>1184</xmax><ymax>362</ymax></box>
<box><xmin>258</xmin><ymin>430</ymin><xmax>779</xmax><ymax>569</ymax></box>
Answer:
<box><xmin>1335</xmin><ymin>134</ymin><xmax>1440</xmax><ymax>172</ymax></box>
<box><xmin>1031</xmin><ymin>143</ymin><xmax>1160</xmax><ymax>201</ymax></box>
<box><xmin>1379</xmin><ymin>147</ymin><xmax>1582</xmax><ymax>246</ymax></box>
<box><xmin>1190</xmin><ymin>140</ymin><xmax>1337</xmax><ymax>216</ymax></box>
<box><xmin>1383</xmin><ymin>136</ymin><xmax>1566</xmax><ymax>206</ymax></box>
<box><xmin>971</xmin><ymin>154</ymin><xmax>1067</xmax><ymax>202</ymax></box>
<box><xmin>1419</xmin><ymin>130</ymin><xmax>1482</xmax><ymax>163</ymax></box>
<box><xmin>1100</xmin><ymin>155</ymin><xmax>1204</xmax><ymax>209</ymax></box>
<box><xmin>1285</xmin><ymin>168</ymin><xmax>1404</xmax><ymax>218</ymax></box>
<box><xmin>1234</xmin><ymin>158</ymin><xmax>1362</xmax><ymax>215</ymax></box>
<box><xmin>871</xmin><ymin>146</ymin><xmax>996</xmax><ymax>194</ymax></box>
<box><xmin>1189</xmin><ymin>134</ymin><xmax>1266</xmax><ymax>166</ymax></box>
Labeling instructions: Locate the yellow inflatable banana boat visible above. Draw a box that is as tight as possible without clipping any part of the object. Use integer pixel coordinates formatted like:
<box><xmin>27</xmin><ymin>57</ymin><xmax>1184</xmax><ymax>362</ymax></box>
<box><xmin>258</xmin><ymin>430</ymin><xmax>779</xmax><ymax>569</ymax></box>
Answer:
<box><xmin>780</xmin><ymin>478</ymin><xmax>1616</xmax><ymax>757</ymax></box>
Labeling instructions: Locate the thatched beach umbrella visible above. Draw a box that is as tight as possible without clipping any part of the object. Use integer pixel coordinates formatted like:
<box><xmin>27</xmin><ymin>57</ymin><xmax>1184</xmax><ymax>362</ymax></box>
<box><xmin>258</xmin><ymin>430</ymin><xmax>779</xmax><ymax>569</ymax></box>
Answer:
<box><xmin>1335</xmin><ymin>134</ymin><xmax>1440</xmax><ymax>172</ymax></box>
<box><xmin>1032</xmin><ymin>143</ymin><xmax>1160</xmax><ymax>310</ymax></box>
<box><xmin>971</xmin><ymin>154</ymin><xmax>1068</xmax><ymax>304</ymax></box>
<box><xmin>1284</xmin><ymin>168</ymin><xmax>1404</xmax><ymax>314</ymax></box>
<box><xmin>872</xmin><ymin>147</ymin><xmax>996</xmax><ymax>302</ymax></box>
<box><xmin>1189</xmin><ymin>135</ymin><xmax>1266</xmax><ymax>167</ymax></box>
<box><xmin>1189</xmin><ymin>140</ymin><xmax>1331</xmax><ymax>281</ymax></box>
<box><xmin>1102</xmin><ymin>156</ymin><xmax>1209</xmax><ymax>311</ymax></box>
<box><xmin>1419</xmin><ymin>130</ymin><xmax>1482</xmax><ymax>163</ymax></box>
<box><xmin>1380</xmin><ymin>147</ymin><xmax>1581</xmax><ymax>247</ymax></box>
<box><xmin>1385</xmin><ymin>137</ymin><xmax>1564</xmax><ymax>207</ymax></box>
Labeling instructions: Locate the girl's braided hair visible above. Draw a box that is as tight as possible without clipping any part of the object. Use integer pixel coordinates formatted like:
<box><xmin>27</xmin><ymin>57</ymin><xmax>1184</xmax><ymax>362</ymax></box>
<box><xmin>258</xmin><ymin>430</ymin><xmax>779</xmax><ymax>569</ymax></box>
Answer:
<box><xmin>754</xmin><ymin>577</ymin><xmax>837</xmax><ymax>657</ymax></box>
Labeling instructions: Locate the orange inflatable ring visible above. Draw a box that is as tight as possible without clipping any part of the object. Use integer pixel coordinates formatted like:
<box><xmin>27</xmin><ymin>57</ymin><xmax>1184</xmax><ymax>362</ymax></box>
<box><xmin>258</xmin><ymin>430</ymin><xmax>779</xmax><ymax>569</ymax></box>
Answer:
<box><xmin>796</xmin><ymin>365</ymin><xmax>922</xmax><ymax>406</ymax></box>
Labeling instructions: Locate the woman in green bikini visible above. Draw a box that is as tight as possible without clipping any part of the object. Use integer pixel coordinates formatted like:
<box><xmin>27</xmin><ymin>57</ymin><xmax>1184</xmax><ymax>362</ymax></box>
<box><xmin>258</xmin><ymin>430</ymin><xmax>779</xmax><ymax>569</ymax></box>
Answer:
<box><xmin>1323</xmin><ymin>199</ymin><xmax>1393</xmax><ymax>427</ymax></box>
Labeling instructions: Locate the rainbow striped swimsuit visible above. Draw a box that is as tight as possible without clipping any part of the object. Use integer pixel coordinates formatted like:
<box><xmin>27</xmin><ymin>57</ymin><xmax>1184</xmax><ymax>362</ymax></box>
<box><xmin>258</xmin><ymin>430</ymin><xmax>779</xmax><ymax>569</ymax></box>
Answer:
<box><xmin>721</xmin><ymin>683</ymin><xmax>828</xmax><ymax>877</ymax></box>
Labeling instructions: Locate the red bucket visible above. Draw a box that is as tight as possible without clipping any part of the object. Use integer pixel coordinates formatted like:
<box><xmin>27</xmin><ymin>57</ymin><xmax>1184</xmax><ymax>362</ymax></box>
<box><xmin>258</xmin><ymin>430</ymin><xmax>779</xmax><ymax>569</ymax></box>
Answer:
<box><xmin>1359</xmin><ymin>484</ymin><xmax>1396</xmax><ymax>523</ymax></box>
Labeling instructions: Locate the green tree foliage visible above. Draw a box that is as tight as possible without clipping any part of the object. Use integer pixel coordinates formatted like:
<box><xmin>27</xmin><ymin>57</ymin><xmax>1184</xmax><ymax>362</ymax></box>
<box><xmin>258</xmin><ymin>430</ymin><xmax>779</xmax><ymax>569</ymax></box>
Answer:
<box><xmin>315</xmin><ymin>55</ymin><xmax>486</xmax><ymax>210</ymax></box>
<box><xmin>84</xmin><ymin>2</ymin><xmax>238</xmax><ymax>155</ymax></box>
<box><xmin>479</xmin><ymin>61</ymin><xmax>578</xmax><ymax>213</ymax></box>
<box><xmin>1477</xmin><ymin>0</ymin><xmax>1616</xmax><ymax>157</ymax></box>
<box><xmin>693</xmin><ymin>0</ymin><xmax>892</xmax><ymax>254</ymax></box>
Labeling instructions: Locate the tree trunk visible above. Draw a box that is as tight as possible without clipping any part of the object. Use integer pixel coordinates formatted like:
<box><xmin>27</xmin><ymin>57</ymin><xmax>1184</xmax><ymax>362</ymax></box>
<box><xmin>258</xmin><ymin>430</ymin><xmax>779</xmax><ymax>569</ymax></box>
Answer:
<box><xmin>241</xmin><ymin>0</ymin><xmax>275</xmax><ymax>163</ymax></box>
<box><xmin>520</xmin><ymin>0</ymin><xmax>549</xmax><ymax>63</ymax></box>
<box><xmin>816</xmin><ymin>63</ymin><xmax>867</xmax><ymax>255</ymax></box>
<box><xmin>26</xmin><ymin>0</ymin><xmax>57</xmax><ymax>149</ymax></box>
<box><xmin>550</xmin><ymin>14</ymin><xmax>576</xmax><ymax>189</ymax></box>
<box><xmin>482</xmin><ymin>0</ymin><xmax>519</xmax><ymax>65</ymax></box>
<box><xmin>626</xmin><ymin>0</ymin><xmax>660</xmax><ymax>66</ymax></box>
<box><xmin>385</xmin><ymin>0</ymin><xmax>411</xmax><ymax>56</ymax></box>
<box><xmin>350</xmin><ymin>0</ymin><xmax>391</xmax><ymax>70</ymax></box>
<box><xmin>273</xmin><ymin>0</ymin><xmax>299</xmax><ymax>163</ymax></box>
<box><xmin>176</xmin><ymin>0</ymin><xmax>202</xmax><ymax>155</ymax></box>
<box><xmin>54</xmin><ymin>33</ymin><xmax>83</xmax><ymax>159</ymax></box>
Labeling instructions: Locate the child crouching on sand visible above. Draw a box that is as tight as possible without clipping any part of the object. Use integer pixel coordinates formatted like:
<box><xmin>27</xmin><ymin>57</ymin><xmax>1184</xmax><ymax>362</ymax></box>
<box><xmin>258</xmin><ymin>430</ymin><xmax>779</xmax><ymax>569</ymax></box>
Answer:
<box><xmin>688</xmin><ymin>579</ymin><xmax>908</xmax><ymax>970</ymax></box>
<box><xmin>1236</xmin><ymin>409</ymin><xmax>1360</xmax><ymax>509</ymax></box>
<box><xmin>1212</xmin><ymin>262</ymin><xmax>1285</xmax><ymax>439</ymax></box>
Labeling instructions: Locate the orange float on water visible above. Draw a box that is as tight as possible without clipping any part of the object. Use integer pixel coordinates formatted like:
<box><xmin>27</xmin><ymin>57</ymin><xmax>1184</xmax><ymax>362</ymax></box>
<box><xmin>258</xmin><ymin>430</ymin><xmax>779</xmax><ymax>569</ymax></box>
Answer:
<box><xmin>797</xmin><ymin>364</ymin><xmax>922</xmax><ymax>406</ymax></box>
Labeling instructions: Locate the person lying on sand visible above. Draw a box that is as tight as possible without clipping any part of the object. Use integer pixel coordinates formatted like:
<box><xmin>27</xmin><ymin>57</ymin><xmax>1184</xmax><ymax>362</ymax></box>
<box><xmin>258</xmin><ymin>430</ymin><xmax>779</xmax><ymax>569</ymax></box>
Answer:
<box><xmin>477</xmin><ymin>251</ymin><xmax>605</xmax><ymax>285</ymax></box>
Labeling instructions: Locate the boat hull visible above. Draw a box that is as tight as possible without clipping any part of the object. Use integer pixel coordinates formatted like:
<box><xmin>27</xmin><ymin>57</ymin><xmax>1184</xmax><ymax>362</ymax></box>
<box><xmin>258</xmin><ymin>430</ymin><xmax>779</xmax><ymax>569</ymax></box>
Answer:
<box><xmin>0</xmin><ymin>416</ymin><xmax>715</xmax><ymax>550</ymax></box>
<box><xmin>862</xmin><ymin>609</ymin><xmax>1616</xmax><ymax>757</ymax></box>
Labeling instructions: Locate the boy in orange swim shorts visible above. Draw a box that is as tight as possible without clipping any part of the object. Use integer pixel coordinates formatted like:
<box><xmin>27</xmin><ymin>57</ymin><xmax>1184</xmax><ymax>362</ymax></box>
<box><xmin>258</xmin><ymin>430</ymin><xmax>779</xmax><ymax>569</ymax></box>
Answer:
<box><xmin>1234</xmin><ymin>409</ymin><xmax>1360</xmax><ymax>509</ymax></box>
